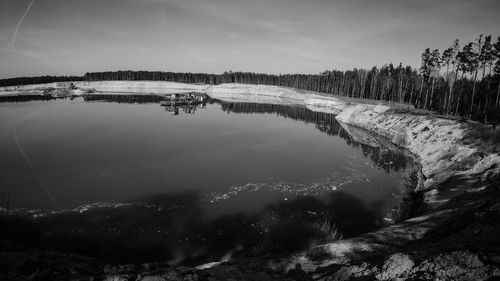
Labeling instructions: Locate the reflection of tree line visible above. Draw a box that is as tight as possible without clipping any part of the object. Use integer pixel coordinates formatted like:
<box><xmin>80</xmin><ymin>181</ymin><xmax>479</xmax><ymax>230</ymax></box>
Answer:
<box><xmin>83</xmin><ymin>94</ymin><xmax>206</xmax><ymax>115</ymax></box>
<box><xmin>82</xmin><ymin>94</ymin><xmax>165</xmax><ymax>104</ymax></box>
<box><xmin>0</xmin><ymin>95</ymin><xmax>410</xmax><ymax>173</ymax></box>
<box><xmin>219</xmin><ymin>101</ymin><xmax>409</xmax><ymax>173</ymax></box>
<box><xmin>0</xmin><ymin>94</ymin><xmax>165</xmax><ymax>104</ymax></box>
<box><xmin>0</xmin><ymin>94</ymin><xmax>166</xmax><ymax>104</ymax></box>
<box><xmin>0</xmin><ymin>95</ymin><xmax>56</xmax><ymax>103</ymax></box>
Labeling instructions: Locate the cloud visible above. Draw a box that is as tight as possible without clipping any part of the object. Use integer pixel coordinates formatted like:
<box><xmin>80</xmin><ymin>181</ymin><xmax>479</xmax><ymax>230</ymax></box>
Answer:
<box><xmin>11</xmin><ymin>0</ymin><xmax>34</xmax><ymax>46</ymax></box>
<box><xmin>1</xmin><ymin>0</ymin><xmax>499</xmax><ymax>77</ymax></box>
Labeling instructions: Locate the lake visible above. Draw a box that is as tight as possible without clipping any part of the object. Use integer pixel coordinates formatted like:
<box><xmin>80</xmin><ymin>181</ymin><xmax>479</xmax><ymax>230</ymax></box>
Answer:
<box><xmin>0</xmin><ymin>95</ymin><xmax>416</xmax><ymax>265</ymax></box>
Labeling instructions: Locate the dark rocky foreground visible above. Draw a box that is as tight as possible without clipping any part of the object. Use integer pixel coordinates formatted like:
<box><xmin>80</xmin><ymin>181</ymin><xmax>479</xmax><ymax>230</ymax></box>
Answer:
<box><xmin>301</xmin><ymin>183</ymin><xmax>500</xmax><ymax>281</ymax></box>
<box><xmin>7</xmin><ymin>250</ymin><xmax>496</xmax><ymax>281</ymax></box>
<box><xmin>0</xmin><ymin>248</ymin><xmax>291</xmax><ymax>281</ymax></box>
<box><xmin>1</xmin><ymin>175</ymin><xmax>499</xmax><ymax>281</ymax></box>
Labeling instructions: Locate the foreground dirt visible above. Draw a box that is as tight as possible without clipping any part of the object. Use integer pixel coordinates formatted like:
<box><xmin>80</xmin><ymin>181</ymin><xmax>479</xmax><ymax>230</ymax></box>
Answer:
<box><xmin>3</xmin><ymin>180</ymin><xmax>499</xmax><ymax>280</ymax></box>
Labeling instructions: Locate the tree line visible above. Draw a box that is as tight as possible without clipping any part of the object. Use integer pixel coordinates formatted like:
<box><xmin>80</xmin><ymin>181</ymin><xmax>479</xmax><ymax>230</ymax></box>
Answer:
<box><xmin>418</xmin><ymin>35</ymin><xmax>500</xmax><ymax>123</ymax></box>
<box><xmin>1</xmin><ymin>34</ymin><xmax>499</xmax><ymax>124</ymax></box>
<box><xmin>83</xmin><ymin>34</ymin><xmax>500</xmax><ymax>124</ymax></box>
<box><xmin>0</xmin><ymin>75</ymin><xmax>83</xmax><ymax>87</ymax></box>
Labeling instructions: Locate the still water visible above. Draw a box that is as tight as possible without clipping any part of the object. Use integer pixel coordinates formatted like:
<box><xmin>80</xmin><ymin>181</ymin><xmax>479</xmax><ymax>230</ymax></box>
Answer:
<box><xmin>0</xmin><ymin>95</ymin><xmax>415</xmax><ymax>264</ymax></box>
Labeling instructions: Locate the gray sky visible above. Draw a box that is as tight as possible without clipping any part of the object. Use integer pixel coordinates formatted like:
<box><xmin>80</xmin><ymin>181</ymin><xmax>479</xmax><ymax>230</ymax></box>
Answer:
<box><xmin>0</xmin><ymin>0</ymin><xmax>499</xmax><ymax>78</ymax></box>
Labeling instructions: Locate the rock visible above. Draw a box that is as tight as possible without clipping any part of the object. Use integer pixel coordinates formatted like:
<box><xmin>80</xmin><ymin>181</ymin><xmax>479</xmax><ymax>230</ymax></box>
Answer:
<box><xmin>104</xmin><ymin>264</ymin><xmax>137</xmax><ymax>274</ymax></box>
<box><xmin>376</xmin><ymin>253</ymin><xmax>414</xmax><ymax>280</ymax></box>
<box><xmin>329</xmin><ymin>262</ymin><xmax>378</xmax><ymax>281</ymax></box>
<box><xmin>104</xmin><ymin>276</ymin><xmax>132</xmax><ymax>281</ymax></box>
<box><xmin>412</xmin><ymin>251</ymin><xmax>500</xmax><ymax>281</ymax></box>
<box><xmin>138</xmin><ymin>271</ymin><xmax>180</xmax><ymax>281</ymax></box>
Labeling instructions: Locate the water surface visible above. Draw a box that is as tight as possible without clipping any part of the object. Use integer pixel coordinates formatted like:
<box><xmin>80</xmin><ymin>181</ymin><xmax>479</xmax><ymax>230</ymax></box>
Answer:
<box><xmin>0</xmin><ymin>95</ymin><xmax>415</xmax><ymax>264</ymax></box>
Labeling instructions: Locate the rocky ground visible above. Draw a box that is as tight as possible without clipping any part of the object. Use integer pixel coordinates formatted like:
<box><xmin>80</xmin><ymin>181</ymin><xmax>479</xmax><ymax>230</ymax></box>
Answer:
<box><xmin>1</xmin><ymin>81</ymin><xmax>500</xmax><ymax>280</ymax></box>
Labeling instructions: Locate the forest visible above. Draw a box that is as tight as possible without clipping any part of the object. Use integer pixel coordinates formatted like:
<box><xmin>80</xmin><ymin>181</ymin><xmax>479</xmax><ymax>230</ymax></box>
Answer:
<box><xmin>1</xmin><ymin>34</ymin><xmax>499</xmax><ymax>124</ymax></box>
<box><xmin>0</xmin><ymin>75</ymin><xmax>83</xmax><ymax>87</ymax></box>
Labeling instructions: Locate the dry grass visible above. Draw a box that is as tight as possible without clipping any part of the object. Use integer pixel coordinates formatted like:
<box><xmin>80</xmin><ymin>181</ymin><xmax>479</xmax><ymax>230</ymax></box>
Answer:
<box><xmin>463</xmin><ymin>124</ymin><xmax>500</xmax><ymax>154</ymax></box>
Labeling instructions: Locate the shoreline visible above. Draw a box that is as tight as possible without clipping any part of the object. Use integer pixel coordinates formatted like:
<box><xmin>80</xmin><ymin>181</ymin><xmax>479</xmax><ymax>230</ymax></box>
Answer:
<box><xmin>1</xmin><ymin>81</ymin><xmax>499</xmax><ymax>280</ymax></box>
<box><xmin>3</xmin><ymin>80</ymin><xmax>495</xmax><ymax>191</ymax></box>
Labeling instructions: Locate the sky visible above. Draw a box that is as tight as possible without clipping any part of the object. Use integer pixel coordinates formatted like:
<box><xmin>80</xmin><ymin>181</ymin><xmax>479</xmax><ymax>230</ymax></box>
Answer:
<box><xmin>0</xmin><ymin>0</ymin><xmax>499</xmax><ymax>78</ymax></box>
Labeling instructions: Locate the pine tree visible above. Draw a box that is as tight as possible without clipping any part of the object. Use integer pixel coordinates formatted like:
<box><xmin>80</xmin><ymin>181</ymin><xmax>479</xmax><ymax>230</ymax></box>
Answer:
<box><xmin>419</xmin><ymin>48</ymin><xmax>432</xmax><ymax>109</ymax></box>
<box><xmin>455</xmin><ymin>48</ymin><xmax>470</xmax><ymax>116</ymax></box>
<box><xmin>492</xmin><ymin>37</ymin><xmax>500</xmax><ymax>109</ymax></box>
<box><xmin>441</xmin><ymin>39</ymin><xmax>459</xmax><ymax>114</ymax></box>
<box><xmin>429</xmin><ymin>49</ymin><xmax>441</xmax><ymax>110</ymax></box>
<box><xmin>480</xmin><ymin>35</ymin><xmax>494</xmax><ymax>122</ymax></box>
<box><xmin>467</xmin><ymin>35</ymin><xmax>483</xmax><ymax>118</ymax></box>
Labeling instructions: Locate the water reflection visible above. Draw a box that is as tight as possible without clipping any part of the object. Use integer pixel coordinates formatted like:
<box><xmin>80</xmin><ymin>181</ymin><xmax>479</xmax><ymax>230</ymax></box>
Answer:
<box><xmin>218</xmin><ymin>101</ymin><xmax>410</xmax><ymax>173</ymax></box>
<box><xmin>79</xmin><ymin>95</ymin><xmax>411</xmax><ymax>174</ymax></box>
<box><xmin>82</xmin><ymin>94</ymin><xmax>166</xmax><ymax>104</ymax></box>
<box><xmin>0</xmin><ymin>94</ymin><xmax>418</xmax><ymax>265</ymax></box>
<box><xmin>0</xmin><ymin>95</ymin><xmax>57</xmax><ymax>103</ymax></box>
<box><xmin>1</xmin><ymin>190</ymin><xmax>381</xmax><ymax>266</ymax></box>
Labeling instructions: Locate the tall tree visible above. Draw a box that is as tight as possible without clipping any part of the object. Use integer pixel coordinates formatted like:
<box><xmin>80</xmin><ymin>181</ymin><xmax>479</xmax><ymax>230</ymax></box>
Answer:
<box><xmin>480</xmin><ymin>35</ymin><xmax>494</xmax><ymax>79</ymax></box>
<box><xmin>397</xmin><ymin>63</ymin><xmax>404</xmax><ymax>103</ymax></box>
<box><xmin>441</xmin><ymin>47</ymin><xmax>454</xmax><ymax>112</ymax></box>
<box><xmin>429</xmin><ymin>49</ymin><xmax>441</xmax><ymax>110</ymax></box>
<box><xmin>454</xmin><ymin>48</ymin><xmax>471</xmax><ymax>116</ymax></box>
<box><xmin>480</xmin><ymin>35</ymin><xmax>494</xmax><ymax>122</ymax></box>
<box><xmin>467</xmin><ymin>35</ymin><xmax>483</xmax><ymax>118</ymax></box>
<box><xmin>442</xmin><ymin>39</ymin><xmax>459</xmax><ymax>114</ymax></box>
<box><xmin>494</xmin><ymin>37</ymin><xmax>500</xmax><ymax>109</ymax></box>
<box><xmin>419</xmin><ymin>48</ymin><xmax>432</xmax><ymax>109</ymax></box>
